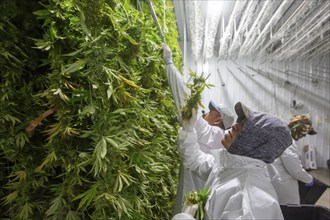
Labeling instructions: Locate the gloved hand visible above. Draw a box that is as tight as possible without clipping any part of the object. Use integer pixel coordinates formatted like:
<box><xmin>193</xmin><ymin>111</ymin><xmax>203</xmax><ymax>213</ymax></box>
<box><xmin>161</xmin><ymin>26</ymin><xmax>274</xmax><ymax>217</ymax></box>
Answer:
<box><xmin>182</xmin><ymin>109</ymin><xmax>197</xmax><ymax>132</ymax></box>
<box><xmin>171</xmin><ymin>213</ymin><xmax>196</xmax><ymax>220</ymax></box>
<box><xmin>161</xmin><ymin>44</ymin><xmax>173</xmax><ymax>65</ymax></box>
<box><xmin>183</xmin><ymin>203</ymin><xmax>198</xmax><ymax>217</ymax></box>
<box><xmin>305</xmin><ymin>179</ymin><xmax>314</xmax><ymax>187</ymax></box>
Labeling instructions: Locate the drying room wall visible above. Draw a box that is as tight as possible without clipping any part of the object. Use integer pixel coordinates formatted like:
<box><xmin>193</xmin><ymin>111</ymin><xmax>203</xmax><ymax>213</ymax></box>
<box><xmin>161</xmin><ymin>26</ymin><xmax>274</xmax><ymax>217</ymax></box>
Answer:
<box><xmin>179</xmin><ymin>42</ymin><xmax>330</xmax><ymax>168</ymax></box>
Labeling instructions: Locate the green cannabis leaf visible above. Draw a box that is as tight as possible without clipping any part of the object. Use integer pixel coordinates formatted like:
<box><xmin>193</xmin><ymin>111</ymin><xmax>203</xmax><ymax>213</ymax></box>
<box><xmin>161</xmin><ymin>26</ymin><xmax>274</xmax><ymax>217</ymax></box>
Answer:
<box><xmin>181</xmin><ymin>70</ymin><xmax>213</xmax><ymax>120</ymax></box>
<box><xmin>0</xmin><ymin>0</ymin><xmax>182</xmax><ymax>219</ymax></box>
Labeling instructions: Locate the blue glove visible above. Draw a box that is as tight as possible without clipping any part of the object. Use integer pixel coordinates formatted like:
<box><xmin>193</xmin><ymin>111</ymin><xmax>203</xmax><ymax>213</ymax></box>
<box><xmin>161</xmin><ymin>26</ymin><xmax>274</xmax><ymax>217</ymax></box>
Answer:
<box><xmin>305</xmin><ymin>180</ymin><xmax>314</xmax><ymax>187</ymax></box>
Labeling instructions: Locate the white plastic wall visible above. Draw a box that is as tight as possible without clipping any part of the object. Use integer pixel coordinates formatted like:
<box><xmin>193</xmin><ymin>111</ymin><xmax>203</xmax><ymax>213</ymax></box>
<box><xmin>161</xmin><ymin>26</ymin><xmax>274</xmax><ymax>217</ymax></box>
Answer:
<box><xmin>179</xmin><ymin>43</ymin><xmax>330</xmax><ymax>168</ymax></box>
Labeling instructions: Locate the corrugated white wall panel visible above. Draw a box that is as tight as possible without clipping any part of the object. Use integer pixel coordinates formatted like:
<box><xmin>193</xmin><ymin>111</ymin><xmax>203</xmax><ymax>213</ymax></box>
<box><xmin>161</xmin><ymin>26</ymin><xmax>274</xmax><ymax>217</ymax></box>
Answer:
<box><xmin>180</xmin><ymin>43</ymin><xmax>330</xmax><ymax>167</ymax></box>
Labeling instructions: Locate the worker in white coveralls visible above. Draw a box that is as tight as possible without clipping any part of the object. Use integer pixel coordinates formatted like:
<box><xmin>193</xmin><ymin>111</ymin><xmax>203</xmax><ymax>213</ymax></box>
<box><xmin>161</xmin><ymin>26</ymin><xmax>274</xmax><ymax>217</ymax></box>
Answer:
<box><xmin>173</xmin><ymin>102</ymin><xmax>292</xmax><ymax>220</ymax></box>
<box><xmin>161</xmin><ymin>44</ymin><xmax>235</xmax><ymax>215</ymax></box>
<box><xmin>267</xmin><ymin>115</ymin><xmax>316</xmax><ymax>204</ymax></box>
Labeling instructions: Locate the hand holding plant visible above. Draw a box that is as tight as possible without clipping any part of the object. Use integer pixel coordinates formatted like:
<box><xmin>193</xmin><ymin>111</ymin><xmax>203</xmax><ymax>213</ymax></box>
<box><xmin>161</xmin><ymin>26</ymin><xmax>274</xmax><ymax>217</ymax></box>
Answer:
<box><xmin>184</xmin><ymin>187</ymin><xmax>209</xmax><ymax>220</ymax></box>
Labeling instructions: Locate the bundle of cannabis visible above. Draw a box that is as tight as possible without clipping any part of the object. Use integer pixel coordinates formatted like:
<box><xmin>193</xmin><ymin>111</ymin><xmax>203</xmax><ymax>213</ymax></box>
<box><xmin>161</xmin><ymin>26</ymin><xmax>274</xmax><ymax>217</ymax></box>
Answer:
<box><xmin>181</xmin><ymin>70</ymin><xmax>212</xmax><ymax>120</ymax></box>
<box><xmin>185</xmin><ymin>188</ymin><xmax>209</xmax><ymax>220</ymax></box>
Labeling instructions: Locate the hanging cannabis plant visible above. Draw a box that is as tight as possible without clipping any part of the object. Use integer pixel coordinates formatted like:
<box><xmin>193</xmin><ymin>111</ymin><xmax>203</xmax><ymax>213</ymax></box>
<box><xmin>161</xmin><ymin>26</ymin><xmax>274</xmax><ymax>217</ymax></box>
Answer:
<box><xmin>181</xmin><ymin>70</ymin><xmax>212</xmax><ymax>120</ymax></box>
<box><xmin>0</xmin><ymin>0</ymin><xmax>182</xmax><ymax>219</ymax></box>
<box><xmin>185</xmin><ymin>188</ymin><xmax>210</xmax><ymax>220</ymax></box>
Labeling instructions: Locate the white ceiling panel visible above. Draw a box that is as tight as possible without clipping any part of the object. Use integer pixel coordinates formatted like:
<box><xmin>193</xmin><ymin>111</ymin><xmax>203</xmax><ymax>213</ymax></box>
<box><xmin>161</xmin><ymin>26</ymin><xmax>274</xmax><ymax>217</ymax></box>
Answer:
<box><xmin>173</xmin><ymin>0</ymin><xmax>330</xmax><ymax>62</ymax></box>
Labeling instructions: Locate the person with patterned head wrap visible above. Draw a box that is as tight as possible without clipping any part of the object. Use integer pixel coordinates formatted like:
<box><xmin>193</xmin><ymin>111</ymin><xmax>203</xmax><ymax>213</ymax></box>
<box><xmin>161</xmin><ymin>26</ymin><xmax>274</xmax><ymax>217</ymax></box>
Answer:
<box><xmin>224</xmin><ymin>102</ymin><xmax>292</xmax><ymax>163</ymax></box>
<box><xmin>173</xmin><ymin>102</ymin><xmax>292</xmax><ymax>220</ymax></box>
<box><xmin>267</xmin><ymin>114</ymin><xmax>317</xmax><ymax>205</ymax></box>
<box><xmin>288</xmin><ymin>115</ymin><xmax>317</xmax><ymax>140</ymax></box>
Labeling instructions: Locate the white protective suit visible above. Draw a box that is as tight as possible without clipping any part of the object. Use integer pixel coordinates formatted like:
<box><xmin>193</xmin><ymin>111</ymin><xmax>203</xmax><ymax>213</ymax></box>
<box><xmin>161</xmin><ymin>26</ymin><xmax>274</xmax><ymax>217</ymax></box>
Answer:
<box><xmin>174</xmin><ymin>117</ymin><xmax>224</xmax><ymax>215</ymax></box>
<box><xmin>164</xmin><ymin>47</ymin><xmax>225</xmax><ymax>214</ymax></box>
<box><xmin>267</xmin><ymin>139</ymin><xmax>313</xmax><ymax>204</ymax></box>
<box><xmin>179</xmin><ymin>128</ymin><xmax>284</xmax><ymax>220</ymax></box>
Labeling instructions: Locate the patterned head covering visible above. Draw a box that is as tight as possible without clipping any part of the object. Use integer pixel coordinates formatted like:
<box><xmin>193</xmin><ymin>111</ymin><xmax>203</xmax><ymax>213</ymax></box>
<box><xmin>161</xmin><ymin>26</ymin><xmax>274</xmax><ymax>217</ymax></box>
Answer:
<box><xmin>288</xmin><ymin>115</ymin><xmax>317</xmax><ymax>140</ymax></box>
<box><xmin>227</xmin><ymin>102</ymin><xmax>292</xmax><ymax>163</ymax></box>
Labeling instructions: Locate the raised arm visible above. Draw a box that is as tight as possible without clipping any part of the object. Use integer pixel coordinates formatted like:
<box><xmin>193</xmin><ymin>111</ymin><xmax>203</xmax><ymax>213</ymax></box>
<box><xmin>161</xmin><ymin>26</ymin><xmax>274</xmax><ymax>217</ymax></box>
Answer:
<box><xmin>194</xmin><ymin>117</ymin><xmax>224</xmax><ymax>152</ymax></box>
<box><xmin>280</xmin><ymin>143</ymin><xmax>313</xmax><ymax>183</ymax></box>
<box><xmin>178</xmin><ymin>110</ymin><xmax>215</xmax><ymax>176</ymax></box>
<box><xmin>162</xmin><ymin>44</ymin><xmax>190</xmax><ymax>121</ymax></box>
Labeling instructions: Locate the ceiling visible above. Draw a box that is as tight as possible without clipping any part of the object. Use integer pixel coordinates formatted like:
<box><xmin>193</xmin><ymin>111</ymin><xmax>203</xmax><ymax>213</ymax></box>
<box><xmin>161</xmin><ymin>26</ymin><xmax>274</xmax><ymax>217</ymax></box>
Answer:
<box><xmin>172</xmin><ymin>0</ymin><xmax>330</xmax><ymax>62</ymax></box>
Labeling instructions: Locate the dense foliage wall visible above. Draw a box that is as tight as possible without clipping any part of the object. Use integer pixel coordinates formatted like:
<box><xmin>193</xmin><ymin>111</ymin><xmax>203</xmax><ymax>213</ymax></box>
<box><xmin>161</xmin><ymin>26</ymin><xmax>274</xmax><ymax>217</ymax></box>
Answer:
<box><xmin>0</xmin><ymin>0</ymin><xmax>182</xmax><ymax>219</ymax></box>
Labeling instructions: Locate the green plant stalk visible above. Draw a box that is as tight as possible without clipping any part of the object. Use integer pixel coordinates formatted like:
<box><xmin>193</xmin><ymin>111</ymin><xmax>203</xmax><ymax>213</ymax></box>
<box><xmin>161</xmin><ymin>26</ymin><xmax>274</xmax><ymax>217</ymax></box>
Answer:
<box><xmin>184</xmin><ymin>187</ymin><xmax>209</xmax><ymax>220</ymax></box>
<box><xmin>181</xmin><ymin>70</ymin><xmax>213</xmax><ymax>120</ymax></box>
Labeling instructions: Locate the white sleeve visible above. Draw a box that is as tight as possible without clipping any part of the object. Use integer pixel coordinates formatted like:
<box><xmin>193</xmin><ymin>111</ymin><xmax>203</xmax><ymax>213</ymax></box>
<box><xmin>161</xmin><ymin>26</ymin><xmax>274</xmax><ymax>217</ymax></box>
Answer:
<box><xmin>166</xmin><ymin>64</ymin><xmax>190</xmax><ymax>114</ymax></box>
<box><xmin>194</xmin><ymin>117</ymin><xmax>224</xmax><ymax>151</ymax></box>
<box><xmin>178</xmin><ymin>128</ymin><xmax>215</xmax><ymax>177</ymax></box>
<box><xmin>280</xmin><ymin>143</ymin><xmax>313</xmax><ymax>183</ymax></box>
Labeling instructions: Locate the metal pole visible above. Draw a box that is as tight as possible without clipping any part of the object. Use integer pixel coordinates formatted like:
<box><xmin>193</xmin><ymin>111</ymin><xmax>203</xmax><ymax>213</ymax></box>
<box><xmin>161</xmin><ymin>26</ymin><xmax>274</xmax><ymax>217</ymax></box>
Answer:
<box><xmin>147</xmin><ymin>0</ymin><xmax>166</xmax><ymax>43</ymax></box>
